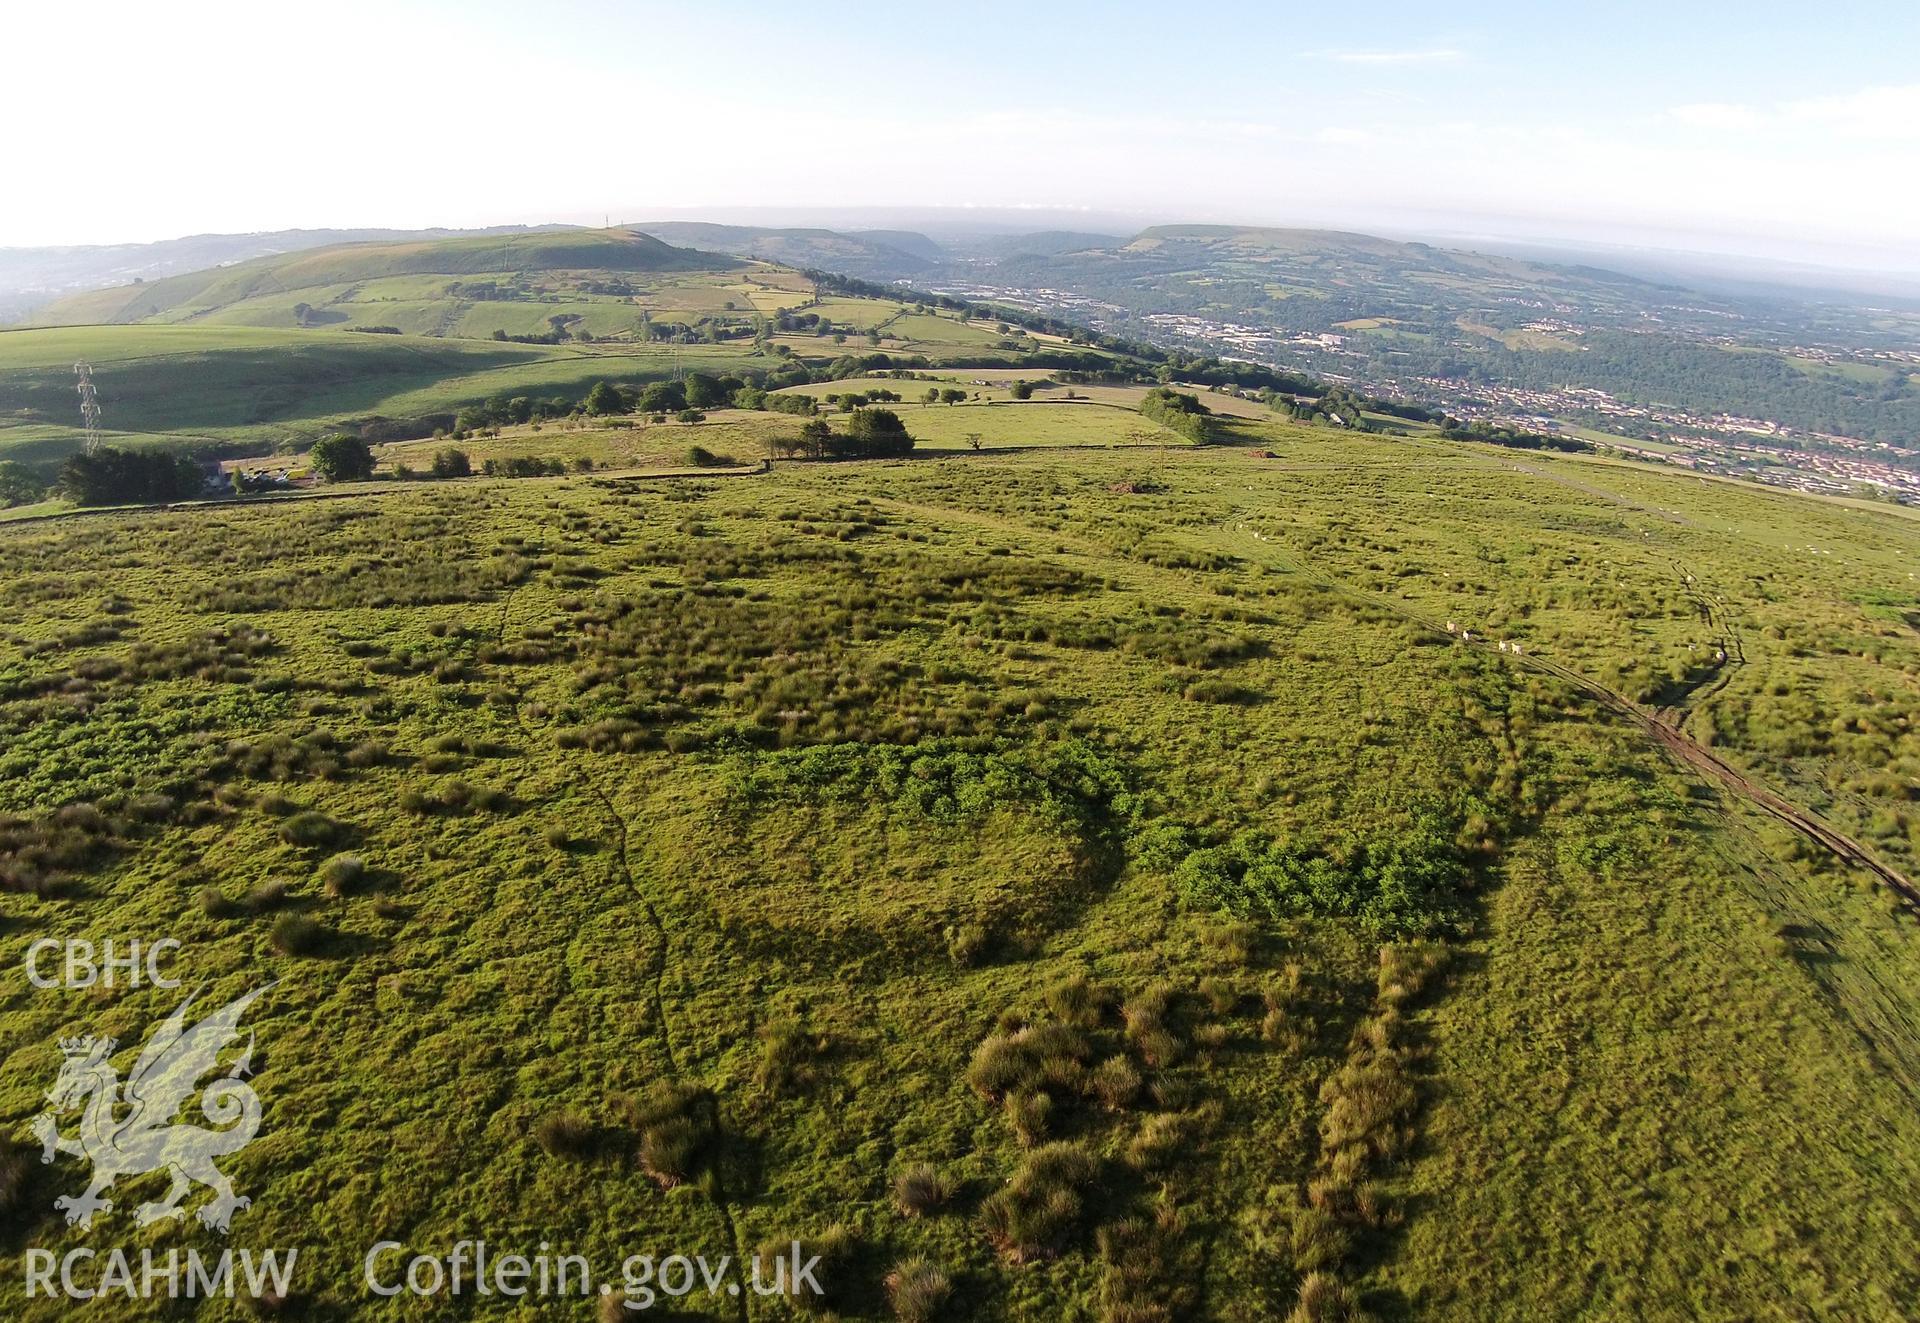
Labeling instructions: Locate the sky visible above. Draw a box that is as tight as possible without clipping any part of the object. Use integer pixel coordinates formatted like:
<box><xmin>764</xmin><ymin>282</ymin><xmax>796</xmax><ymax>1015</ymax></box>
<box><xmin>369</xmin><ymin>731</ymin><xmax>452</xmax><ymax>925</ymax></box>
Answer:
<box><xmin>6</xmin><ymin>0</ymin><xmax>1918</xmax><ymax>271</ymax></box>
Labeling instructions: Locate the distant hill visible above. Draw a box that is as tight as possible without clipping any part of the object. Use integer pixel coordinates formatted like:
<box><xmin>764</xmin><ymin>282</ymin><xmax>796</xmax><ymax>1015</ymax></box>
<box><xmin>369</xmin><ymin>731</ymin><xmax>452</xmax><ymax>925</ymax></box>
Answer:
<box><xmin>1117</xmin><ymin>224</ymin><xmax>1690</xmax><ymax>297</ymax></box>
<box><xmin>963</xmin><ymin>231</ymin><xmax>1125</xmax><ymax>262</ymax></box>
<box><xmin>26</xmin><ymin>229</ymin><xmax>739</xmax><ymax>328</ymax></box>
<box><xmin>631</xmin><ymin>222</ymin><xmax>936</xmax><ymax>278</ymax></box>
<box><xmin>0</xmin><ymin>225</ymin><xmax>569</xmax><ymax>324</ymax></box>
<box><xmin>849</xmin><ymin>229</ymin><xmax>947</xmax><ymax>263</ymax></box>
<box><xmin>1124</xmin><ymin>224</ymin><xmax>1422</xmax><ymax>256</ymax></box>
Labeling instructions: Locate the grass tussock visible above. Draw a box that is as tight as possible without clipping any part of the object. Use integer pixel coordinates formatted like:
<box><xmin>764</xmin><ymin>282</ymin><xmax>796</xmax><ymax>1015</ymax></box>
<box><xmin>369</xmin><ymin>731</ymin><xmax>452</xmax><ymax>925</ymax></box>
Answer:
<box><xmin>758</xmin><ymin>1223</ymin><xmax>861</xmax><ymax>1314</ymax></box>
<box><xmin>756</xmin><ymin>1014</ymin><xmax>824</xmax><ymax>1096</ymax></box>
<box><xmin>616</xmin><ymin>1082</ymin><xmax>716</xmax><ymax>1189</ymax></box>
<box><xmin>886</xmin><ymin>1255</ymin><xmax>951</xmax><ymax>1322</ymax></box>
<box><xmin>0</xmin><ymin>803</ymin><xmax>124</xmax><ymax>896</ymax></box>
<box><xmin>267</xmin><ymin>914</ymin><xmax>331</xmax><ymax>957</ymax></box>
<box><xmin>893</xmin><ymin>1162</ymin><xmax>950</xmax><ymax>1218</ymax></box>
<box><xmin>979</xmin><ymin>1140</ymin><xmax>1102</xmax><ymax>1262</ymax></box>
<box><xmin>317</xmin><ymin>852</ymin><xmax>366</xmax><ymax>897</ymax></box>
<box><xmin>533</xmin><ymin>1110</ymin><xmax>601</xmax><ymax>1159</ymax></box>
<box><xmin>277</xmin><ymin>810</ymin><xmax>348</xmax><ymax>849</ymax></box>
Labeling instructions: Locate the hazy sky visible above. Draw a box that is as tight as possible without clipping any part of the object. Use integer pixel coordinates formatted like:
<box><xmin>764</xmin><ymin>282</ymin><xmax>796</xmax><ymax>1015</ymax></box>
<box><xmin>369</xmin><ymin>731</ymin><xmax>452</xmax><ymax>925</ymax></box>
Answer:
<box><xmin>7</xmin><ymin>0</ymin><xmax>1918</xmax><ymax>268</ymax></box>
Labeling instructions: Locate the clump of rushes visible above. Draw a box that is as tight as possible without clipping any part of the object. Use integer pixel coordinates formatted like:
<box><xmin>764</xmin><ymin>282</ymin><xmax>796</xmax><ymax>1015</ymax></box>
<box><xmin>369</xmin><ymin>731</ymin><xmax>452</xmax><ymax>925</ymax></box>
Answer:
<box><xmin>1043</xmin><ymin>972</ymin><xmax>1109</xmax><ymax>1029</ymax></box>
<box><xmin>967</xmin><ymin>1021</ymin><xmax>1093</xmax><ymax>1102</ymax></box>
<box><xmin>1005</xmin><ymin>1088</ymin><xmax>1053</xmax><ymax>1147</ymax></box>
<box><xmin>757</xmin><ymin>1224</ymin><xmax>861</xmax><ymax>1315</ymax></box>
<box><xmin>277</xmin><ymin>810</ymin><xmax>344</xmax><ymax>848</ymax></box>
<box><xmin>1089</xmin><ymin>1055</ymin><xmax>1142</xmax><ymax>1111</ymax></box>
<box><xmin>1201</xmin><ymin>918</ymin><xmax>1257</xmax><ymax>965</ymax></box>
<box><xmin>886</xmin><ymin>1256</ymin><xmax>952</xmax><ymax>1322</ymax></box>
<box><xmin>318</xmin><ymin>852</ymin><xmax>365</xmax><ymax>897</ymax></box>
<box><xmin>533</xmin><ymin>1110</ymin><xmax>599</xmax><ymax>1159</ymax></box>
<box><xmin>617</xmin><ymin>1082</ymin><xmax>715</xmax><ymax>1189</ymax></box>
<box><xmin>246</xmin><ymin>878</ymin><xmax>295</xmax><ymax>913</ymax></box>
<box><xmin>1123</xmin><ymin>981</ymin><xmax>1183</xmax><ymax>1069</ymax></box>
<box><xmin>756</xmin><ymin>1014</ymin><xmax>821</xmax><ymax>1096</ymax></box>
<box><xmin>944</xmin><ymin>921</ymin><xmax>990</xmax><ymax>967</ymax></box>
<box><xmin>893</xmin><ymin>1162</ymin><xmax>950</xmax><ymax>1217</ymax></box>
<box><xmin>1126</xmin><ymin>1111</ymin><xmax>1203</xmax><ymax>1172</ymax></box>
<box><xmin>268</xmin><ymin>914</ymin><xmax>328</xmax><ymax>957</ymax></box>
<box><xmin>1286</xmin><ymin>1271</ymin><xmax>1362</xmax><ymax>1323</ymax></box>
<box><xmin>1376</xmin><ymin>941</ymin><xmax>1447</xmax><ymax>1006</ymax></box>
<box><xmin>1199</xmin><ymin>976</ymin><xmax>1239</xmax><ymax>1016</ymax></box>
<box><xmin>979</xmin><ymin>1141</ymin><xmax>1100</xmax><ymax>1262</ymax></box>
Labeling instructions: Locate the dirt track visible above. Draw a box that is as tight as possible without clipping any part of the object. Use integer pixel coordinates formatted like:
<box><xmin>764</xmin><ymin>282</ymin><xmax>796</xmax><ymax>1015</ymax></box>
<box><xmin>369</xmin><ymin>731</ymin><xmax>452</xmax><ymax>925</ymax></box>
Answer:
<box><xmin>1514</xmin><ymin>647</ymin><xmax>1920</xmax><ymax>910</ymax></box>
<box><xmin>1228</xmin><ymin>518</ymin><xmax>1920</xmax><ymax>912</ymax></box>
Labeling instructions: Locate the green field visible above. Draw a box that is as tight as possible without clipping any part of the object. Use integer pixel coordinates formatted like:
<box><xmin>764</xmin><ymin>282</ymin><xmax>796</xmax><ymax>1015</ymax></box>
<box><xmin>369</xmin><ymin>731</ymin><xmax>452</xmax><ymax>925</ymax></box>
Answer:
<box><xmin>0</xmin><ymin>231</ymin><xmax>1079</xmax><ymax>468</ymax></box>
<box><xmin>0</xmin><ymin>235</ymin><xmax>1091</xmax><ymax>471</ymax></box>
<box><xmin>0</xmin><ymin>326</ymin><xmax>752</xmax><ymax>462</ymax></box>
<box><xmin>1</xmin><ymin>409</ymin><xmax>1917</xmax><ymax>1319</ymax></box>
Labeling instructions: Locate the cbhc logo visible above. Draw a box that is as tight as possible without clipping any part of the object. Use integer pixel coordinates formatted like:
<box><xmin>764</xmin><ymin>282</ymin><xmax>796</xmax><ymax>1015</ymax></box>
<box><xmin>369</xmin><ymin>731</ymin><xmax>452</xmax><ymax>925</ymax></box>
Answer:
<box><xmin>25</xmin><ymin>938</ymin><xmax>182</xmax><ymax>989</ymax></box>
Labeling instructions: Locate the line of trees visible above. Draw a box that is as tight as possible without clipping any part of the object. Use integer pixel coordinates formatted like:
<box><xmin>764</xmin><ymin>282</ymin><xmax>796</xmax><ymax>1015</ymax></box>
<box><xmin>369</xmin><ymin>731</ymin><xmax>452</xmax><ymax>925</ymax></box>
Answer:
<box><xmin>56</xmin><ymin>448</ymin><xmax>208</xmax><ymax>506</ymax></box>
<box><xmin>1438</xmin><ymin>421</ymin><xmax>1594</xmax><ymax>453</ymax></box>
<box><xmin>773</xmin><ymin>408</ymin><xmax>916</xmax><ymax>460</ymax></box>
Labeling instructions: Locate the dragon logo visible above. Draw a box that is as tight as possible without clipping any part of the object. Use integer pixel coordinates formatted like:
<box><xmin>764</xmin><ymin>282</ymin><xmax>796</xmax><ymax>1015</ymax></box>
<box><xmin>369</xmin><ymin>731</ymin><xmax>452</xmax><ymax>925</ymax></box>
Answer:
<box><xmin>30</xmin><ymin>984</ymin><xmax>270</xmax><ymax>1233</ymax></box>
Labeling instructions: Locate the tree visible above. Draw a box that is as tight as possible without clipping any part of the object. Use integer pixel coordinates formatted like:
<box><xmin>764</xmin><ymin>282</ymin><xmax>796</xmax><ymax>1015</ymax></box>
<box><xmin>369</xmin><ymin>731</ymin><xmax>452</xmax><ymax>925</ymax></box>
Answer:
<box><xmin>585</xmin><ymin>381</ymin><xmax>628</xmax><ymax>417</ymax></box>
<box><xmin>1010</xmin><ymin>381</ymin><xmax>1035</xmax><ymax>400</ymax></box>
<box><xmin>292</xmin><ymin>302</ymin><xmax>314</xmax><ymax>328</ymax></box>
<box><xmin>796</xmin><ymin>419</ymin><xmax>833</xmax><ymax>458</ymax></box>
<box><xmin>844</xmin><ymin>407</ymin><xmax>914</xmax><ymax>458</ymax></box>
<box><xmin>310</xmin><ymin>434</ymin><xmax>376</xmax><ymax>482</ymax></box>
<box><xmin>940</xmin><ymin>388</ymin><xmax>967</xmax><ymax>406</ymax></box>
<box><xmin>923</xmin><ymin>387</ymin><xmax>941</xmax><ymax>406</ymax></box>
<box><xmin>0</xmin><ymin>460</ymin><xmax>44</xmax><ymax>508</ymax></box>
<box><xmin>683</xmin><ymin>373</ymin><xmax>726</xmax><ymax>409</ymax></box>
<box><xmin>964</xmin><ymin>433</ymin><xmax>984</xmax><ymax>452</ymax></box>
<box><xmin>430</xmin><ymin>448</ymin><xmax>472</xmax><ymax>479</ymax></box>
<box><xmin>637</xmin><ymin>381</ymin><xmax>687</xmax><ymax>414</ymax></box>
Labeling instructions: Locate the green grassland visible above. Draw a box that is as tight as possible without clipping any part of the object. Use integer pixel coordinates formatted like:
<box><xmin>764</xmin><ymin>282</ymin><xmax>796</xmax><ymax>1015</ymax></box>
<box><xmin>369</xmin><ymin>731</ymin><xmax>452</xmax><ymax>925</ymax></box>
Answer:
<box><xmin>0</xmin><ymin>230</ymin><xmax>1079</xmax><ymax>468</ymax></box>
<box><xmin>0</xmin><ymin>236</ymin><xmax>1088</xmax><ymax>471</ymax></box>
<box><xmin>0</xmin><ymin>326</ymin><xmax>756</xmax><ymax>462</ymax></box>
<box><xmin>1</xmin><ymin>409</ymin><xmax>1917</xmax><ymax>1320</ymax></box>
<box><xmin>23</xmin><ymin>230</ymin><xmax>738</xmax><ymax>328</ymax></box>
